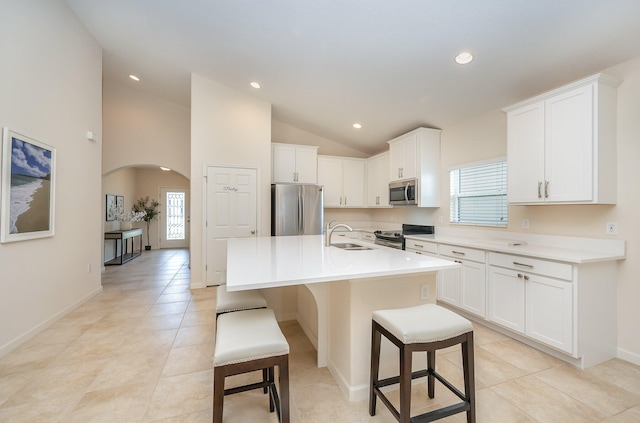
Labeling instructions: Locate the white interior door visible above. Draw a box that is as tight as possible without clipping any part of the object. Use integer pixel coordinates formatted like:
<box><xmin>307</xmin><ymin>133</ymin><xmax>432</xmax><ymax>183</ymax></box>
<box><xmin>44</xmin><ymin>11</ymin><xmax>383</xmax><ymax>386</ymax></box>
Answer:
<box><xmin>206</xmin><ymin>166</ymin><xmax>258</xmax><ymax>286</ymax></box>
<box><xmin>160</xmin><ymin>187</ymin><xmax>190</xmax><ymax>249</ymax></box>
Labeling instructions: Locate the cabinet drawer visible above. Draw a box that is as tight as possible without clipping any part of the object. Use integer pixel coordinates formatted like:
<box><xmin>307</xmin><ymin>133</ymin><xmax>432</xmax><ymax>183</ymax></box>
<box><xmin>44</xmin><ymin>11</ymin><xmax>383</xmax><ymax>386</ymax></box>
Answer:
<box><xmin>405</xmin><ymin>239</ymin><xmax>438</xmax><ymax>254</ymax></box>
<box><xmin>489</xmin><ymin>252</ymin><xmax>572</xmax><ymax>281</ymax></box>
<box><xmin>439</xmin><ymin>244</ymin><xmax>485</xmax><ymax>263</ymax></box>
<box><xmin>361</xmin><ymin>232</ymin><xmax>376</xmax><ymax>242</ymax></box>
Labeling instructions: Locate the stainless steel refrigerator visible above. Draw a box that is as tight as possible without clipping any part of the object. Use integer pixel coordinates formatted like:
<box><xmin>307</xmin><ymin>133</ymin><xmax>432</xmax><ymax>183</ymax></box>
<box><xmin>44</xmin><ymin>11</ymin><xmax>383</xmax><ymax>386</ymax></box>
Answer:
<box><xmin>271</xmin><ymin>184</ymin><xmax>324</xmax><ymax>236</ymax></box>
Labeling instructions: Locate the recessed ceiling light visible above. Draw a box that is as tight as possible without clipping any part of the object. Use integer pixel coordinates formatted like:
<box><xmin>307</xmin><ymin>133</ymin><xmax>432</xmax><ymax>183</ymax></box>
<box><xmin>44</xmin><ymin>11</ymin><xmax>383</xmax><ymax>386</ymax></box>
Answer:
<box><xmin>353</xmin><ymin>123</ymin><xmax>362</xmax><ymax>129</ymax></box>
<box><xmin>160</xmin><ymin>166</ymin><xmax>171</xmax><ymax>171</ymax></box>
<box><xmin>455</xmin><ymin>51</ymin><xmax>473</xmax><ymax>65</ymax></box>
<box><xmin>250</xmin><ymin>81</ymin><xmax>261</xmax><ymax>89</ymax></box>
<box><xmin>129</xmin><ymin>74</ymin><xmax>140</xmax><ymax>81</ymax></box>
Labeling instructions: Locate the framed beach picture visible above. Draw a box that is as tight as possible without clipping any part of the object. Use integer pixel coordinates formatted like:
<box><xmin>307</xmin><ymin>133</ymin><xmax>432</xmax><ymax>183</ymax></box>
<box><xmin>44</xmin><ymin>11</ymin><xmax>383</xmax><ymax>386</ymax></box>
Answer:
<box><xmin>106</xmin><ymin>194</ymin><xmax>116</xmax><ymax>221</ymax></box>
<box><xmin>1</xmin><ymin>128</ymin><xmax>56</xmax><ymax>243</ymax></box>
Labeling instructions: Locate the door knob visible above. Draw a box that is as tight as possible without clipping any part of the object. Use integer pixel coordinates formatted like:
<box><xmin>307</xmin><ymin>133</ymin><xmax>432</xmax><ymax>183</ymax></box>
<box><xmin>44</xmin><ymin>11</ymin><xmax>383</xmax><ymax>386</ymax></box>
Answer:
<box><xmin>251</xmin><ymin>230</ymin><xmax>256</xmax><ymax>235</ymax></box>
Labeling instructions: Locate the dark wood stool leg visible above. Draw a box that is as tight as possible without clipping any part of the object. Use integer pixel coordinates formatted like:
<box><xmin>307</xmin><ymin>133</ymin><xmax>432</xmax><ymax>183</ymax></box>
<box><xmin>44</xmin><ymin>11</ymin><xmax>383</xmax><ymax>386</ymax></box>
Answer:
<box><xmin>263</xmin><ymin>368</ymin><xmax>269</xmax><ymax>394</ymax></box>
<box><xmin>427</xmin><ymin>350</ymin><xmax>435</xmax><ymax>399</ymax></box>
<box><xmin>279</xmin><ymin>357</ymin><xmax>290</xmax><ymax>423</ymax></box>
<box><xmin>369</xmin><ymin>322</ymin><xmax>382</xmax><ymax>416</ymax></box>
<box><xmin>213</xmin><ymin>368</ymin><xmax>225</xmax><ymax>423</ymax></box>
<box><xmin>399</xmin><ymin>344</ymin><xmax>412</xmax><ymax>423</ymax></box>
<box><xmin>462</xmin><ymin>332</ymin><xmax>476</xmax><ymax>423</ymax></box>
<box><xmin>268</xmin><ymin>367</ymin><xmax>275</xmax><ymax>412</ymax></box>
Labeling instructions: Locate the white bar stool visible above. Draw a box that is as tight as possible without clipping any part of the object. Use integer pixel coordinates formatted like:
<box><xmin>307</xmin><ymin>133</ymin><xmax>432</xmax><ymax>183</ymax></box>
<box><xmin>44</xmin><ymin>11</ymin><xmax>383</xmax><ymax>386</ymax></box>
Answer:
<box><xmin>369</xmin><ymin>303</ymin><xmax>476</xmax><ymax>423</ymax></box>
<box><xmin>213</xmin><ymin>308</ymin><xmax>290</xmax><ymax>423</ymax></box>
<box><xmin>215</xmin><ymin>285</ymin><xmax>267</xmax><ymax>317</ymax></box>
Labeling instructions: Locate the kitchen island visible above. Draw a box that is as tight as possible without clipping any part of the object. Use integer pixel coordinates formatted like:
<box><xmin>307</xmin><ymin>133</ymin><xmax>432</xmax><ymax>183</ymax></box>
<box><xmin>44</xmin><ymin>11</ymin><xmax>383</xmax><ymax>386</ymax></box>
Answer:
<box><xmin>226</xmin><ymin>235</ymin><xmax>460</xmax><ymax>400</ymax></box>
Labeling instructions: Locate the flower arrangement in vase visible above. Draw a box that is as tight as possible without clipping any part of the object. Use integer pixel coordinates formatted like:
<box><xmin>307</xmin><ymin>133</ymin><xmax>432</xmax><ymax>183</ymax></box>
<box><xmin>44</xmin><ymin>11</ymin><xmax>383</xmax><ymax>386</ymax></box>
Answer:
<box><xmin>132</xmin><ymin>196</ymin><xmax>160</xmax><ymax>250</ymax></box>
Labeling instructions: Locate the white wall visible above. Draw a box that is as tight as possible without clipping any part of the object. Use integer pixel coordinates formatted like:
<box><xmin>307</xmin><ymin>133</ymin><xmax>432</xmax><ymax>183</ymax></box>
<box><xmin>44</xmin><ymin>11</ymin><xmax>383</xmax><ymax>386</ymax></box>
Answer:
<box><xmin>0</xmin><ymin>0</ymin><xmax>103</xmax><ymax>355</ymax></box>
<box><xmin>102</xmin><ymin>79</ymin><xmax>190</xmax><ymax>178</ymax></box>
<box><xmin>272</xmin><ymin>120</ymin><xmax>368</xmax><ymax>158</ymax></box>
<box><xmin>190</xmin><ymin>74</ymin><xmax>272</xmax><ymax>286</ymax></box>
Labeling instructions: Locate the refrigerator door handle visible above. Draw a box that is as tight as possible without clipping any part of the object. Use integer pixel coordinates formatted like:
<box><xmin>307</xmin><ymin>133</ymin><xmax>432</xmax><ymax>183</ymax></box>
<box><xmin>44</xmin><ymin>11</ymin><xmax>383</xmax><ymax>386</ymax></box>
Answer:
<box><xmin>299</xmin><ymin>193</ymin><xmax>304</xmax><ymax>234</ymax></box>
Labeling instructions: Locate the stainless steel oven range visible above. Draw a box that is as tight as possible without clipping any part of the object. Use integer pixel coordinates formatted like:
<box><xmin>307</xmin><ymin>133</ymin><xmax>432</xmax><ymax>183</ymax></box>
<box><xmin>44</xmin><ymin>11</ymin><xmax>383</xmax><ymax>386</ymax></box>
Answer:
<box><xmin>373</xmin><ymin>224</ymin><xmax>434</xmax><ymax>250</ymax></box>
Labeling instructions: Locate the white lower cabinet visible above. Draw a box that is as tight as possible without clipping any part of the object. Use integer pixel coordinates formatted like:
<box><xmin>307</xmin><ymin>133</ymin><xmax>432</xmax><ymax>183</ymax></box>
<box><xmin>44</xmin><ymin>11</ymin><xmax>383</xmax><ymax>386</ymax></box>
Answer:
<box><xmin>525</xmin><ymin>273</ymin><xmax>573</xmax><ymax>353</ymax></box>
<box><xmin>487</xmin><ymin>266</ymin><xmax>525</xmax><ymax>333</ymax></box>
<box><xmin>437</xmin><ymin>245</ymin><xmax>486</xmax><ymax>318</ymax></box>
<box><xmin>488</xmin><ymin>252</ymin><xmax>574</xmax><ymax>354</ymax></box>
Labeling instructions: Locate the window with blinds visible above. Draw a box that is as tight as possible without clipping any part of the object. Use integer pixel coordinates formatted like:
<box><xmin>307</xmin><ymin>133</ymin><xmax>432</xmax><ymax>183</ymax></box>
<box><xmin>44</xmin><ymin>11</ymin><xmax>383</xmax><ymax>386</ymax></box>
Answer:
<box><xmin>450</xmin><ymin>160</ymin><xmax>508</xmax><ymax>226</ymax></box>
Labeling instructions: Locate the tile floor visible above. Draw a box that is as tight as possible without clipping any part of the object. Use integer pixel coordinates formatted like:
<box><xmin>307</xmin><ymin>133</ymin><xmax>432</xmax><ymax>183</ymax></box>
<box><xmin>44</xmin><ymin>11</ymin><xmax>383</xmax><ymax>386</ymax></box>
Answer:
<box><xmin>1</xmin><ymin>248</ymin><xmax>639</xmax><ymax>422</ymax></box>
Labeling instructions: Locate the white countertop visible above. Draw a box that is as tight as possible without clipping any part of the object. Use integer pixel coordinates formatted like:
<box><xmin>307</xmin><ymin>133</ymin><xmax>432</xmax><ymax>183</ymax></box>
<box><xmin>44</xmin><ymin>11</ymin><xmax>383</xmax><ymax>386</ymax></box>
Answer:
<box><xmin>226</xmin><ymin>235</ymin><xmax>459</xmax><ymax>291</ymax></box>
<box><xmin>404</xmin><ymin>234</ymin><xmax>625</xmax><ymax>264</ymax></box>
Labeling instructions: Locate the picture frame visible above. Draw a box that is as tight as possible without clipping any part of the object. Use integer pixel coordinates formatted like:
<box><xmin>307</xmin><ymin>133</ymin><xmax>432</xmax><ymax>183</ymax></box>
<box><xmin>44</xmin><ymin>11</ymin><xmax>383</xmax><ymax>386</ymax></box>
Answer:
<box><xmin>106</xmin><ymin>194</ymin><xmax>116</xmax><ymax>221</ymax></box>
<box><xmin>116</xmin><ymin>195</ymin><xmax>124</xmax><ymax>217</ymax></box>
<box><xmin>1</xmin><ymin>127</ymin><xmax>56</xmax><ymax>243</ymax></box>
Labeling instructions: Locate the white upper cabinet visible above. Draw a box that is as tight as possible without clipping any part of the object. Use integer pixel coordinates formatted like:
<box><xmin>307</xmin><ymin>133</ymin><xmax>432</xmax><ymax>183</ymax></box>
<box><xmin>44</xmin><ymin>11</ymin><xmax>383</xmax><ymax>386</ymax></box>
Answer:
<box><xmin>366</xmin><ymin>152</ymin><xmax>390</xmax><ymax>207</ymax></box>
<box><xmin>504</xmin><ymin>74</ymin><xmax>621</xmax><ymax>204</ymax></box>
<box><xmin>387</xmin><ymin>127</ymin><xmax>441</xmax><ymax>207</ymax></box>
<box><xmin>272</xmin><ymin>143</ymin><xmax>318</xmax><ymax>184</ymax></box>
<box><xmin>317</xmin><ymin>156</ymin><xmax>365</xmax><ymax>208</ymax></box>
<box><xmin>389</xmin><ymin>133</ymin><xmax>417</xmax><ymax>181</ymax></box>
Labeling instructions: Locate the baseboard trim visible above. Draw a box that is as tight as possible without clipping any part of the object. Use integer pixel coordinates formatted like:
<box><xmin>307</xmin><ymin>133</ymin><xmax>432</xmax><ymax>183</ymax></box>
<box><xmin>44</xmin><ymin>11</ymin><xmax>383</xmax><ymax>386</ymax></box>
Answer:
<box><xmin>618</xmin><ymin>348</ymin><xmax>640</xmax><ymax>366</ymax></box>
<box><xmin>0</xmin><ymin>286</ymin><xmax>103</xmax><ymax>358</ymax></box>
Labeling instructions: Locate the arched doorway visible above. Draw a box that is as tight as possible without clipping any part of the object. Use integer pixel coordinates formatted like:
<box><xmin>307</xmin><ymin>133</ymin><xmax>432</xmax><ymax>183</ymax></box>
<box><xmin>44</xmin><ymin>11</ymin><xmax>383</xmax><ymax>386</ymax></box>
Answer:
<box><xmin>102</xmin><ymin>165</ymin><xmax>190</xmax><ymax>264</ymax></box>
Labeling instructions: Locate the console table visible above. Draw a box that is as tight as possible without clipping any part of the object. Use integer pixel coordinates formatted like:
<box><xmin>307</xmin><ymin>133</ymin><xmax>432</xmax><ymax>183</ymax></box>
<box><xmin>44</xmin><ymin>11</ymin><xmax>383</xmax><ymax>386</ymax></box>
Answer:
<box><xmin>104</xmin><ymin>228</ymin><xmax>143</xmax><ymax>265</ymax></box>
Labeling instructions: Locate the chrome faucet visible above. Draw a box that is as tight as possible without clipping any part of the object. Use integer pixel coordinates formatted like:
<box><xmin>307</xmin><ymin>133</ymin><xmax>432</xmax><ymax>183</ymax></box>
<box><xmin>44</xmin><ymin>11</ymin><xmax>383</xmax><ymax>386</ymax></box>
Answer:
<box><xmin>325</xmin><ymin>223</ymin><xmax>353</xmax><ymax>247</ymax></box>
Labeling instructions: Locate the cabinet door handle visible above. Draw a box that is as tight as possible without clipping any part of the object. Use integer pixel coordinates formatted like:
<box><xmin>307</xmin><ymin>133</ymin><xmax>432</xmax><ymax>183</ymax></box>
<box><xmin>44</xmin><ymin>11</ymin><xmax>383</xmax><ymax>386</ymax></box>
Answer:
<box><xmin>455</xmin><ymin>260</ymin><xmax>463</xmax><ymax>264</ymax></box>
<box><xmin>545</xmin><ymin>181</ymin><xmax>549</xmax><ymax>199</ymax></box>
<box><xmin>524</xmin><ymin>275</ymin><xmax>530</xmax><ymax>281</ymax></box>
<box><xmin>344</xmin><ymin>197</ymin><xmax>347</xmax><ymax>205</ymax></box>
<box><xmin>513</xmin><ymin>261</ymin><xmax>533</xmax><ymax>268</ymax></box>
<box><xmin>451</xmin><ymin>250</ymin><xmax>466</xmax><ymax>256</ymax></box>
<box><xmin>517</xmin><ymin>273</ymin><xmax>524</xmax><ymax>278</ymax></box>
<box><xmin>538</xmin><ymin>181</ymin><xmax>542</xmax><ymax>199</ymax></box>
<box><xmin>340</xmin><ymin>197</ymin><xmax>343</xmax><ymax>205</ymax></box>
<box><xmin>414</xmin><ymin>243</ymin><xmax>424</xmax><ymax>248</ymax></box>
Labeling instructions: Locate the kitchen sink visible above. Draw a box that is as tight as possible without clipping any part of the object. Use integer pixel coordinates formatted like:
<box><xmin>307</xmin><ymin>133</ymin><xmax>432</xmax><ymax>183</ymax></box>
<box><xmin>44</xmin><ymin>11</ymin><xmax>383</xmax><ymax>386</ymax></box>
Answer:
<box><xmin>331</xmin><ymin>243</ymin><xmax>373</xmax><ymax>251</ymax></box>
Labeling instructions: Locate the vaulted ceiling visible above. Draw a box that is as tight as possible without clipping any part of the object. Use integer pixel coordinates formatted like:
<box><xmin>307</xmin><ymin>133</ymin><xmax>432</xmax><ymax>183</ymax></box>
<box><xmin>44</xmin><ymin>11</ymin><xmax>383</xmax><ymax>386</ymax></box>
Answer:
<box><xmin>66</xmin><ymin>0</ymin><xmax>640</xmax><ymax>155</ymax></box>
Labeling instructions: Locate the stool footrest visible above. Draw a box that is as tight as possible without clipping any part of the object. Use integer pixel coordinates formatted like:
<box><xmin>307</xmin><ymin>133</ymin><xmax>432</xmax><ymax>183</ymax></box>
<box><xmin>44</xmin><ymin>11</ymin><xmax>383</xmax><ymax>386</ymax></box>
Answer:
<box><xmin>375</xmin><ymin>369</ymin><xmax>429</xmax><ymax>388</ymax></box>
<box><xmin>411</xmin><ymin>402</ymin><xmax>470</xmax><ymax>423</ymax></box>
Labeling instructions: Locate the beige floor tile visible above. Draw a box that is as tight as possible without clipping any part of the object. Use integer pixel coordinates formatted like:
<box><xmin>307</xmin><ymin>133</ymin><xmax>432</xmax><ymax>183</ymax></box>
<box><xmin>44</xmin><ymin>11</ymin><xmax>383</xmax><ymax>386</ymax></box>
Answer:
<box><xmin>144</xmin><ymin>370</ymin><xmax>213</xmax><ymax>421</ymax></box>
<box><xmin>478</xmin><ymin>338</ymin><xmax>563</xmax><ymax>373</ymax></box>
<box><xmin>145</xmin><ymin>407</ymin><xmax>212</xmax><ymax>422</ymax></box>
<box><xmin>186</xmin><ymin>297</ymin><xmax>217</xmax><ymax>312</ymax></box>
<box><xmin>534</xmin><ymin>364</ymin><xmax>640</xmax><ymax>417</ymax></box>
<box><xmin>441</xmin><ymin>343</ymin><xmax>527</xmax><ymax>387</ymax></box>
<box><xmin>173</xmin><ymin>324</ymin><xmax>216</xmax><ymax>348</ymax></box>
<box><xmin>181</xmin><ymin>309</ymin><xmax>217</xmax><ymax>327</ymax></box>
<box><xmin>118</xmin><ymin>328</ymin><xmax>177</xmax><ymax>356</ymax></box>
<box><xmin>492</xmin><ymin>374</ymin><xmax>606</xmax><ymax>423</ymax></box>
<box><xmin>161</xmin><ymin>343</ymin><xmax>214</xmax><ymax>377</ymax></box>
<box><xmin>147</xmin><ymin>301</ymin><xmax>190</xmax><ymax>316</ymax></box>
<box><xmin>603</xmin><ymin>405</ymin><xmax>640</xmax><ymax>422</ymax></box>
<box><xmin>3</xmin><ymin>360</ymin><xmax>106</xmax><ymax>407</ymax></box>
<box><xmin>0</xmin><ymin>342</ymin><xmax>69</xmax><ymax>377</ymax></box>
<box><xmin>67</xmin><ymin>381</ymin><xmax>156</xmax><ymax>423</ymax></box>
<box><xmin>88</xmin><ymin>350</ymin><xmax>169</xmax><ymax>392</ymax></box>
<box><xmin>0</xmin><ymin>394</ymin><xmax>80</xmax><ymax>423</ymax></box>
<box><xmin>584</xmin><ymin>359</ymin><xmax>640</xmax><ymax>396</ymax></box>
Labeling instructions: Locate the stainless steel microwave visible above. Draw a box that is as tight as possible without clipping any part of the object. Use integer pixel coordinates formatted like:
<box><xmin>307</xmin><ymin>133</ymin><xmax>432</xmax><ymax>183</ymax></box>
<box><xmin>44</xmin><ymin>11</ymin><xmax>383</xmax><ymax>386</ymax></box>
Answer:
<box><xmin>389</xmin><ymin>179</ymin><xmax>418</xmax><ymax>205</ymax></box>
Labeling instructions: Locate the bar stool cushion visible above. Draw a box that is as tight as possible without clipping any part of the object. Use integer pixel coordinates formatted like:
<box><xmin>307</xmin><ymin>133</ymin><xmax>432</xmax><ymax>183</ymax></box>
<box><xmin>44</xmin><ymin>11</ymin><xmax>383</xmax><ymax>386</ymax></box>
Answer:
<box><xmin>373</xmin><ymin>304</ymin><xmax>473</xmax><ymax>344</ymax></box>
<box><xmin>214</xmin><ymin>308</ymin><xmax>289</xmax><ymax>367</ymax></box>
<box><xmin>216</xmin><ymin>285</ymin><xmax>267</xmax><ymax>314</ymax></box>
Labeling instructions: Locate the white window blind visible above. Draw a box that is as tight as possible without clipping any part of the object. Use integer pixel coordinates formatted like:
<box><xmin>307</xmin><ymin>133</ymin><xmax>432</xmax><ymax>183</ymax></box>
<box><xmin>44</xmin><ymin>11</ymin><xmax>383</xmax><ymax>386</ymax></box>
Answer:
<box><xmin>450</xmin><ymin>160</ymin><xmax>508</xmax><ymax>226</ymax></box>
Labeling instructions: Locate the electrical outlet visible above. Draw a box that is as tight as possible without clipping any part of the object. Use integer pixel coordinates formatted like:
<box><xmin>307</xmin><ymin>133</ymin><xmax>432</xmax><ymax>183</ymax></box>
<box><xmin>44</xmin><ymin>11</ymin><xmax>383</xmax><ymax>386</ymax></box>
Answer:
<box><xmin>606</xmin><ymin>222</ymin><xmax>618</xmax><ymax>235</ymax></box>
<box><xmin>420</xmin><ymin>284</ymin><xmax>430</xmax><ymax>300</ymax></box>
<box><xmin>87</xmin><ymin>263</ymin><xmax>92</xmax><ymax>273</ymax></box>
<box><xmin>521</xmin><ymin>218</ymin><xmax>530</xmax><ymax>230</ymax></box>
